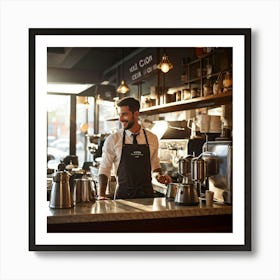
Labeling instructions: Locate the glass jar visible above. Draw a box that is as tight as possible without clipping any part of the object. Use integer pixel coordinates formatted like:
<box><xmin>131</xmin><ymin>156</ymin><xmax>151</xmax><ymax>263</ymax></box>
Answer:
<box><xmin>223</xmin><ymin>71</ymin><xmax>232</xmax><ymax>88</ymax></box>
<box><xmin>191</xmin><ymin>88</ymin><xmax>199</xmax><ymax>98</ymax></box>
<box><xmin>203</xmin><ymin>79</ymin><xmax>213</xmax><ymax>96</ymax></box>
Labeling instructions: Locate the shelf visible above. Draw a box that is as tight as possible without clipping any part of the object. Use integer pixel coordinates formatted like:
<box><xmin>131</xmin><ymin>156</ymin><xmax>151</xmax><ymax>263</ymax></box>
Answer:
<box><xmin>105</xmin><ymin>92</ymin><xmax>232</xmax><ymax>120</ymax></box>
<box><xmin>139</xmin><ymin>92</ymin><xmax>232</xmax><ymax>116</ymax></box>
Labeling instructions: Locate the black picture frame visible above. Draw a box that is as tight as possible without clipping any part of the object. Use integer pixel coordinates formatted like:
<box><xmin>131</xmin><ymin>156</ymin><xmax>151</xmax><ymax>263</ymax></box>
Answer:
<box><xmin>29</xmin><ymin>28</ymin><xmax>251</xmax><ymax>251</ymax></box>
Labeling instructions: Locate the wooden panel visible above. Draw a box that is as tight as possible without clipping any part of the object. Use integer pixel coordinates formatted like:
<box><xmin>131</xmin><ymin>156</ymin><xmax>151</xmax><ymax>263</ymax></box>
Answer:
<box><xmin>48</xmin><ymin>214</ymin><xmax>232</xmax><ymax>233</ymax></box>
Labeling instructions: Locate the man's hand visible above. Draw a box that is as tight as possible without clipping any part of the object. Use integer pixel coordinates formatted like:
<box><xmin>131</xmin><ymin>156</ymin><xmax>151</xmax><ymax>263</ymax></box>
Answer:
<box><xmin>156</xmin><ymin>174</ymin><xmax>172</xmax><ymax>185</ymax></box>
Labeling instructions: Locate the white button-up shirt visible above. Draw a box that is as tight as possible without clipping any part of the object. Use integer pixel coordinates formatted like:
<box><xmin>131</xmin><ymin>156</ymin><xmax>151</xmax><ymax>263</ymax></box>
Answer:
<box><xmin>98</xmin><ymin>128</ymin><xmax>161</xmax><ymax>179</ymax></box>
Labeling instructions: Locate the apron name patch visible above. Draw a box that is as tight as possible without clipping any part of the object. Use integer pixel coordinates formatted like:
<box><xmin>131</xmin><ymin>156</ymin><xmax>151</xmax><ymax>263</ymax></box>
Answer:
<box><xmin>130</xmin><ymin>150</ymin><xmax>144</xmax><ymax>158</ymax></box>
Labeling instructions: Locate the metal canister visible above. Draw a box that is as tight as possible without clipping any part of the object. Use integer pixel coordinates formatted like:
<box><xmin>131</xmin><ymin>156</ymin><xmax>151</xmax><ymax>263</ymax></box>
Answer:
<box><xmin>191</xmin><ymin>157</ymin><xmax>205</xmax><ymax>182</ymax></box>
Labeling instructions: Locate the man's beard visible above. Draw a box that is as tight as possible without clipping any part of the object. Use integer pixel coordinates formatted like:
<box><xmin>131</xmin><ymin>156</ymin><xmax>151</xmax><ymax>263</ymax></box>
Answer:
<box><xmin>123</xmin><ymin>114</ymin><xmax>135</xmax><ymax>130</ymax></box>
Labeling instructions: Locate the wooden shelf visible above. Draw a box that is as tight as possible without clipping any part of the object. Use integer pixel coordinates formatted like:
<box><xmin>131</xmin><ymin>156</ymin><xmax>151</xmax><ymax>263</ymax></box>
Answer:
<box><xmin>139</xmin><ymin>92</ymin><xmax>232</xmax><ymax>116</ymax></box>
<box><xmin>106</xmin><ymin>93</ymin><xmax>232</xmax><ymax>120</ymax></box>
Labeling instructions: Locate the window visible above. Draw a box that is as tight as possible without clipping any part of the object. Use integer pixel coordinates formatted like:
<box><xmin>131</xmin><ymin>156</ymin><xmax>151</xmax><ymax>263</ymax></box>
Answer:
<box><xmin>98</xmin><ymin>100</ymin><xmax>119</xmax><ymax>134</ymax></box>
<box><xmin>47</xmin><ymin>95</ymin><xmax>118</xmax><ymax>168</ymax></box>
<box><xmin>76</xmin><ymin>97</ymin><xmax>95</xmax><ymax>164</ymax></box>
<box><xmin>47</xmin><ymin>95</ymin><xmax>70</xmax><ymax>168</ymax></box>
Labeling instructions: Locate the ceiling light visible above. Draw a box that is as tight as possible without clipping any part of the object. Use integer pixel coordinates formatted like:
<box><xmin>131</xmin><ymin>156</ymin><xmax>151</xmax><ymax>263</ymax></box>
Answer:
<box><xmin>47</xmin><ymin>83</ymin><xmax>94</xmax><ymax>94</ymax></box>
<box><xmin>116</xmin><ymin>80</ymin><xmax>130</xmax><ymax>94</ymax></box>
<box><xmin>157</xmin><ymin>53</ymin><xmax>173</xmax><ymax>73</ymax></box>
<box><xmin>116</xmin><ymin>49</ymin><xmax>130</xmax><ymax>95</ymax></box>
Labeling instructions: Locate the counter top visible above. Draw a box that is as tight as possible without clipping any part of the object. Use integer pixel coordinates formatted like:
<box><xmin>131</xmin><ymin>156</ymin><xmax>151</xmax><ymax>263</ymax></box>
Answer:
<box><xmin>47</xmin><ymin>197</ymin><xmax>232</xmax><ymax>225</ymax></box>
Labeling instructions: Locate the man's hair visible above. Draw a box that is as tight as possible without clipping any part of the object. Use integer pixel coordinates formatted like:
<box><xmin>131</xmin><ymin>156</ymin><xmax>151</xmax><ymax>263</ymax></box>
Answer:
<box><xmin>117</xmin><ymin>97</ymin><xmax>140</xmax><ymax>112</ymax></box>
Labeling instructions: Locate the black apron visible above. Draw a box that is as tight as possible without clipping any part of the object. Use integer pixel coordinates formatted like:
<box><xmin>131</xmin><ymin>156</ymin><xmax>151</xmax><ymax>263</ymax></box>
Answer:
<box><xmin>116</xmin><ymin>129</ymin><xmax>154</xmax><ymax>199</ymax></box>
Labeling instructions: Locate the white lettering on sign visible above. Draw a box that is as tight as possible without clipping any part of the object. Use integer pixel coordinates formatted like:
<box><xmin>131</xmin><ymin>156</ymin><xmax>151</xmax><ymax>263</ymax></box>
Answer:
<box><xmin>129</xmin><ymin>63</ymin><xmax>138</xmax><ymax>73</ymax></box>
<box><xmin>139</xmin><ymin>55</ymin><xmax>153</xmax><ymax>68</ymax></box>
<box><xmin>132</xmin><ymin>71</ymin><xmax>142</xmax><ymax>80</ymax></box>
<box><xmin>146</xmin><ymin>66</ymin><xmax>153</xmax><ymax>73</ymax></box>
<box><xmin>128</xmin><ymin>54</ymin><xmax>155</xmax><ymax>81</ymax></box>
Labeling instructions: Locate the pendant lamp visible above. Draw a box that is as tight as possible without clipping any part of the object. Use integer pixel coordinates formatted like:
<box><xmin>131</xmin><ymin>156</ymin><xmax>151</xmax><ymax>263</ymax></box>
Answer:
<box><xmin>116</xmin><ymin>79</ymin><xmax>130</xmax><ymax>94</ymax></box>
<box><xmin>157</xmin><ymin>51</ymin><xmax>173</xmax><ymax>73</ymax></box>
<box><xmin>116</xmin><ymin>49</ymin><xmax>130</xmax><ymax>94</ymax></box>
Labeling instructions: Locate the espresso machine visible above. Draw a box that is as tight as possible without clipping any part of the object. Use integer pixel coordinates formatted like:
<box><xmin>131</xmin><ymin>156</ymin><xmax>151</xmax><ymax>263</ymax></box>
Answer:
<box><xmin>191</xmin><ymin>141</ymin><xmax>232</xmax><ymax>204</ymax></box>
<box><xmin>203</xmin><ymin>141</ymin><xmax>232</xmax><ymax>204</ymax></box>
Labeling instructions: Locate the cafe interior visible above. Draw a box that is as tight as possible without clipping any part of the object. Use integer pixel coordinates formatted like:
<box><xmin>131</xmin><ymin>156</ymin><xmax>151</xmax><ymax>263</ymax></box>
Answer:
<box><xmin>46</xmin><ymin>46</ymin><xmax>233</xmax><ymax>233</ymax></box>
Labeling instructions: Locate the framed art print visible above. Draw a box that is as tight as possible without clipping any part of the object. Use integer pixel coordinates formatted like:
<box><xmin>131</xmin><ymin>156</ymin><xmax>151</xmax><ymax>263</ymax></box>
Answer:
<box><xmin>29</xmin><ymin>28</ymin><xmax>251</xmax><ymax>251</ymax></box>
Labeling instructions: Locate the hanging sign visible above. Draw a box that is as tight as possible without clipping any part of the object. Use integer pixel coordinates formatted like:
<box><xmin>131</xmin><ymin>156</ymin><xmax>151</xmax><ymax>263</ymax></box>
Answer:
<box><xmin>125</xmin><ymin>49</ymin><xmax>158</xmax><ymax>83</ymax></box>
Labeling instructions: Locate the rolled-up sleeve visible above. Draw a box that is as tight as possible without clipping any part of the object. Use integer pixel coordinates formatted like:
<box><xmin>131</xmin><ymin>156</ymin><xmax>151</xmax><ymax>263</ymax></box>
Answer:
<box><xmin>148</xmin><ymin>132</ymin><xmax>161</xmax><ymax>172</ymax></box>
<box><xmin>98</xmin><ymin>135</ymin><xmax>116</xmax><ymax>178</ymax></box>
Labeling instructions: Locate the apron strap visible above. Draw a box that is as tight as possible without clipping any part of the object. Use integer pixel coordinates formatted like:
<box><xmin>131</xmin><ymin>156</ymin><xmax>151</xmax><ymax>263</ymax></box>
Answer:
<box><xmin>143</xmin><ymin>129</ymin><xmax>149</xmax><ymax>145</ymax></box>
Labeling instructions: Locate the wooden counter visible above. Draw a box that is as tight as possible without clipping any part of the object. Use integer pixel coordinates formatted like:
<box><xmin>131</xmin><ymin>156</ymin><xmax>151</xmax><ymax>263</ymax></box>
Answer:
<box><xmin>47</xmin><ymin>198</ymin><xmax>232</xmax><ymax>233</ymax></box>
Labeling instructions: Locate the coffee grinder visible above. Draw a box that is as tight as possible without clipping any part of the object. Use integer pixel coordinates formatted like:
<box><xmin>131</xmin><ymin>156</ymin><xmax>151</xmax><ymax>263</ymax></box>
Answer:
<box><xmin>178</xmin><ymin>155</ymin><xmax>193</xmax><ymax>184</ymax></box>
<box><xmin>191</xmin><ymin>152</ymin><xmax>219</xmax><ymax>201</ymax></box>
<box><xmin>174</xmin><ymin>155</ymin><xmax>199</xmax><ymax>206</ymax></box>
